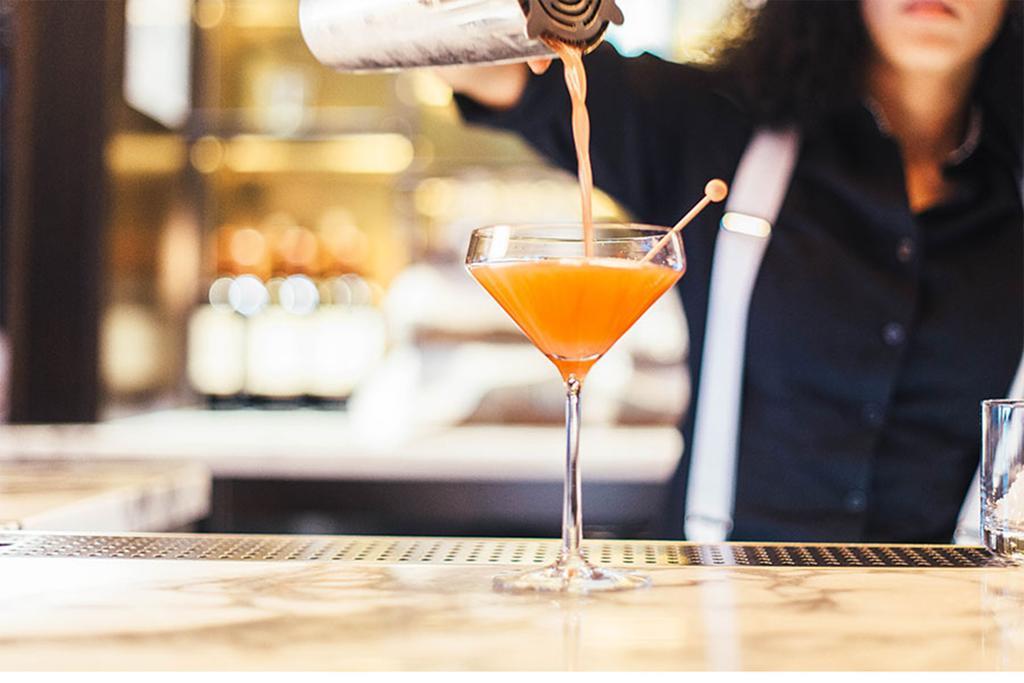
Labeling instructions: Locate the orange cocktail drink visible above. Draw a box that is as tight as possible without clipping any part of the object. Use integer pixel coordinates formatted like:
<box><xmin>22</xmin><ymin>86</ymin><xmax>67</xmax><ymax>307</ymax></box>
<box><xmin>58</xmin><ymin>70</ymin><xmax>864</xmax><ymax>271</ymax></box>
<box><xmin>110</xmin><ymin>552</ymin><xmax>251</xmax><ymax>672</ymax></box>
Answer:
<box><xmin>466</xmin><ymin>224</ymin><xmax>685</xmax><ymax>594</ymax></box>
<box><xmin>469</xmin><ymin>257</ymin><xmax>681</xmax><ymax>381</ymax></box>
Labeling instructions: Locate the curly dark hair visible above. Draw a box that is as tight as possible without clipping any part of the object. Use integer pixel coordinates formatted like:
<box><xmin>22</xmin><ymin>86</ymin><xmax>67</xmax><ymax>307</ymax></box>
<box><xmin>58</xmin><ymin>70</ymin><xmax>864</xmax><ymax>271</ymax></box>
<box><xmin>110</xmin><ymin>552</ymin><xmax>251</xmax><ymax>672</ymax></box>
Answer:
<box><xmin>715</xmin><ymin>0</ymin><xmax>1023</xmax><ymax>157</ymax></box>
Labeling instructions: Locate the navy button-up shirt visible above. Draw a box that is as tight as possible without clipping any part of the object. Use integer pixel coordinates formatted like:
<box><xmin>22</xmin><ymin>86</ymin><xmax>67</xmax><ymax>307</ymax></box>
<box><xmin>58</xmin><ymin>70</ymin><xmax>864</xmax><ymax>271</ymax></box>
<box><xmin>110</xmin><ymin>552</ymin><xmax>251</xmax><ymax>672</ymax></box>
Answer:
<box><xmin>457</xmin><ymin>46</ymin><xmax>1023</xmax><ymax>543</ymax></box>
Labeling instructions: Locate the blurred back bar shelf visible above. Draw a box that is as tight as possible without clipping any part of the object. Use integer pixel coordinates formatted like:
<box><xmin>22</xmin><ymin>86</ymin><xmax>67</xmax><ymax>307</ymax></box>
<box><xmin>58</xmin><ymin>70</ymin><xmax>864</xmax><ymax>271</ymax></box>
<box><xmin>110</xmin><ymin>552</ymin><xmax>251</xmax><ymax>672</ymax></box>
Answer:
<box><xmin>108</xmin><ymin>0</ymin><xmax>623</xmax><ymax>411</ymax></box>
<box><xmin>104</xmin><ymin>0</ymin><xmax>734</xmax><ymax>411</ymax></box>
<box><xmin>11</xmin><ymin>0</ymin><xmax>735</xmax><ymax>535</ymax></box>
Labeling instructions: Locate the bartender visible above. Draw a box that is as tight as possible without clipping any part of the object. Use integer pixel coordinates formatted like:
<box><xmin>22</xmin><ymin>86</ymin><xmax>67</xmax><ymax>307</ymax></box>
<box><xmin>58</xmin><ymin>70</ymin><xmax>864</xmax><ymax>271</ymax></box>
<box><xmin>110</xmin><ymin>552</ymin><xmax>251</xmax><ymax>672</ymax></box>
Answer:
<box><xmin>441</xmin><ymin>0</ymin><xmax>1024</xmax><ymax>543</ymax></box>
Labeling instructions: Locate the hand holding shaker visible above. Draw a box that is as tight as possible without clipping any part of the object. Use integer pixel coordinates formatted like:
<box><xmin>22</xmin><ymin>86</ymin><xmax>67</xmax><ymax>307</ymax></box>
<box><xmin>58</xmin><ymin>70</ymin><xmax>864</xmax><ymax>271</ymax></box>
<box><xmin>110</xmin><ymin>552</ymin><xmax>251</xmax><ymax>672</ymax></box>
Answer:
<box><xmin>982</xmin><ymin>399</ymin><xmax>1024</xmax><ymax>562</ymax></box>
<box><xmin>299</xmin><ymin>0</ymin><xmax>625</xmax><ymax>72</ymax></box>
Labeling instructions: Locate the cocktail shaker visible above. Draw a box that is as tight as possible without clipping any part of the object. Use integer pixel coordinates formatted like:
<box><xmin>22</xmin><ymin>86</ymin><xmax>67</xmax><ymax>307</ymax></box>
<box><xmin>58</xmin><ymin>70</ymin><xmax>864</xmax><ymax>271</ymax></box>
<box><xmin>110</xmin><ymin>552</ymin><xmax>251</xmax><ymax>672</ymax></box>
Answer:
<box><xmin>298</xmin><ymin>0</ymin><xmax>624</xmax><ymax>72</ymax></box>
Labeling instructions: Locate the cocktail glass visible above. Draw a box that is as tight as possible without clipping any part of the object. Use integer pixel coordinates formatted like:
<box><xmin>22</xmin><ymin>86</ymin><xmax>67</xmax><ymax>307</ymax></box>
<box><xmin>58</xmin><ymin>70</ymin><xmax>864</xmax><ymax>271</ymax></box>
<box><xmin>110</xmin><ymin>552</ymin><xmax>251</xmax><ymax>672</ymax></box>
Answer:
<box><xmin>466</xmin><ymin>224</ymin><xmax>685</xmax><ymax>593</ymax></box>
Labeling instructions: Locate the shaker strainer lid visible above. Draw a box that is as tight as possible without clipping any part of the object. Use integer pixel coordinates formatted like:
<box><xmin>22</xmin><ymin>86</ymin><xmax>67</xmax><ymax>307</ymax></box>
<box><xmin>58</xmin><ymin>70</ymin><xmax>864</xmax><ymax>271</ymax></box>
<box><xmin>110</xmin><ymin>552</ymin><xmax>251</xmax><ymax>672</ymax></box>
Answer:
<box><xmin>519</xmin><ymin>0</ymin><xmax>625</xmax><ymax>51</ymax></box>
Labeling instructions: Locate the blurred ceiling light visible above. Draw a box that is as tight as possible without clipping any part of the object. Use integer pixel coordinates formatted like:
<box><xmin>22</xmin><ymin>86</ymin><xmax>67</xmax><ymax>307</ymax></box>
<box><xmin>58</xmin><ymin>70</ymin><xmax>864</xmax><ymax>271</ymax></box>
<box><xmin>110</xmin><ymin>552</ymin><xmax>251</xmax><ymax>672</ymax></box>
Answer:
<box><xmin>224</xmin><ymin>134</ymin><xmax>415</xmax><ymax>175</ymax></box>
<box><xmin>105</xmin><ymin>134</ymin><xmax>186</xmax><ymax>175</ymax></box>
<box><xmin>228</xmin><ymin>275</ymin><xmax>270</xmax><ymax>317</ymax></box>
<box><xmin>225</xmin><ymin>137</ymin><xmax>297</xmax><ymax>174</ymax></box>
<box><xmin>193</xmin><ymin>0</ymin><xmax>226</xmax><ymax>29</ymax></box>
<box><xmin>330</xmin><ymin>277</ymin><xmax>353</xmax><ymax>307</ymax></box>
<box><xmin>340</xmin><ymin>274</ymin><xmax>372</xmax><ymax>307</ymax></box>
<box><xmin>280</xmin><ymin>275</ymin><xmax>320</xmax><ymax>315</ymax></box>
<box><xmin>124</xmin><ymin>0</ymin><xmax>191</xmax><ymax>128</ymax></box>
<box><xmin>208</xmin><ymin>277</ymin><xmax>235</xmax><ymax>310</ymax></box>
<box><xmin>229</xmin><ymin>227</ymin><xmax>267</xmax><ymax>268</ymax></box>
<box><xmin>190</xmin><ymin>136</ymin><xmax>225</xmax><ymax>174</ymax></box>
<box><xmin>317</xmin><ymin>280</ymin><xmax>335</xmax><ymax>306</ymax></box>
<box><xmin>254</xmin><ymin>67</ymin><xmax>310</xmax><ymax>137</ymax></box>
<box><xmin>265</xmin><ymin>277</ymin><xmax>286</xmax><ymax>305</ymax></box>
<box><xmin>278</xmin><ymin>227</ymin><xmax>319</xmax><ymax>269</ymax></box>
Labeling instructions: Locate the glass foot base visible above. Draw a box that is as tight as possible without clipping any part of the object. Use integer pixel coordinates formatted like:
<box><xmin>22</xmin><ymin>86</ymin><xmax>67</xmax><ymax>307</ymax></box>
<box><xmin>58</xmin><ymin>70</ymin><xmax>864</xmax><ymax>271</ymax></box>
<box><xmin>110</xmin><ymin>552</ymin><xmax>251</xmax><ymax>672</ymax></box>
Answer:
<box><xmin>984</xmin><ymin>527</ymin><xmax>1024</xmax><ymax>565</ymax></box>
<box><xmin>493</xmin><ymin>555</ymin><xmax>651</xmax><ymax>595</ymax></box>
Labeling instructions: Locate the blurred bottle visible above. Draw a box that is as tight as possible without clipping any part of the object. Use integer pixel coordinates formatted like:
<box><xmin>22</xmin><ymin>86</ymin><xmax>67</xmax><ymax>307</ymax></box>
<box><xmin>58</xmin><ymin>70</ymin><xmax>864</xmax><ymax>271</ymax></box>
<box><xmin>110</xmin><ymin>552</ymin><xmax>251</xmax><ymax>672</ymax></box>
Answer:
<box><xmin>187</xmin><ymin>206</ymin><xmax>387</xmax><ymax>407</ymax></box>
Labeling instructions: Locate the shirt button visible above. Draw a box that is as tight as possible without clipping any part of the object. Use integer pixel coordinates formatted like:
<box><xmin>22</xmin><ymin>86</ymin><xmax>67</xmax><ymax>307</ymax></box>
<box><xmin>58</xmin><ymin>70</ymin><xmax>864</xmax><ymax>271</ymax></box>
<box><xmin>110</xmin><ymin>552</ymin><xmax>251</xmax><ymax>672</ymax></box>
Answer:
<box><xmin>863</xmin><ymin>403</ymin><xmax>885</xmax><ymax>427</ymax></box>
<box><xmin>882</xmin><ymin>322</ymin><xmax>906</xmax><ymax>347</ymax></box>
<box><xmin>845</xmin><ymin>489</ymin><xmax>867</xmax><ymax>513</ymax></box>
<box><xmin>896</xmin><ymin>238</ymin><xmax>915</xmax><ymax>263</ymax></box>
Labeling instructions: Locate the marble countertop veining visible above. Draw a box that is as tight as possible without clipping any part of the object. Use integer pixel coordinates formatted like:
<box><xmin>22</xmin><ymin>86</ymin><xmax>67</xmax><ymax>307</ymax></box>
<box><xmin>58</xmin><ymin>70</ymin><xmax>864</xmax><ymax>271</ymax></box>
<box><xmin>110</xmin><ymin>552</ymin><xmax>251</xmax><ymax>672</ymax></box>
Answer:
<box><xmin>0</xmin><ymin>535</ymin><xmax>1022</xmax><ymax>670</ymax></box>
<box><xmin>0</xmin><ymin>461</ymin><xmax>211</xmax><ymax>532</ymax></box>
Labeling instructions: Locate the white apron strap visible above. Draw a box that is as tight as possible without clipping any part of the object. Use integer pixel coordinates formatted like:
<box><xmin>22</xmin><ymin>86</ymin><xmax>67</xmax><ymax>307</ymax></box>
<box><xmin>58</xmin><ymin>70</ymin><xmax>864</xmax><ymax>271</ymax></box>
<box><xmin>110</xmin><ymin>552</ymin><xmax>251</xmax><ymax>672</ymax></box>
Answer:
<box><xmin>684</xmin><ymin>127</ymin><xmax>801</xmax><ymax>542</ymax></box>
<box><xmin>954</xmin><ymin>176</ymin><xmax>1024</xmax><ymax>545</ymax></box>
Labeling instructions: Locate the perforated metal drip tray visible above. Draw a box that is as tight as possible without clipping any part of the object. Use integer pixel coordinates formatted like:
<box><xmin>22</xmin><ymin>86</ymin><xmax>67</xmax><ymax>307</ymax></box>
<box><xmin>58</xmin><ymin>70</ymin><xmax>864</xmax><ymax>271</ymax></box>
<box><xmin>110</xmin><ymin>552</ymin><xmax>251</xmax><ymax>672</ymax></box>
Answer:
<box><xmin>0</xmin><ymin>532</ymin><xmax>1000</xmax><ymax>568</ymax></box>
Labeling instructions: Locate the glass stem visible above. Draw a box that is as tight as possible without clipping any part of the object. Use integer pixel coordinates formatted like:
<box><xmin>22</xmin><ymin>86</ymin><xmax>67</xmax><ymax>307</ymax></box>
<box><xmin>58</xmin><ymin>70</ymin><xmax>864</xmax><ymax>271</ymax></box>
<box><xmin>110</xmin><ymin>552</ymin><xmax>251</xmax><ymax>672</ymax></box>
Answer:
<box><xmin>561</xmin><ymin>375</ymin><xmax>583</xmax><ymax>561</ymax></box>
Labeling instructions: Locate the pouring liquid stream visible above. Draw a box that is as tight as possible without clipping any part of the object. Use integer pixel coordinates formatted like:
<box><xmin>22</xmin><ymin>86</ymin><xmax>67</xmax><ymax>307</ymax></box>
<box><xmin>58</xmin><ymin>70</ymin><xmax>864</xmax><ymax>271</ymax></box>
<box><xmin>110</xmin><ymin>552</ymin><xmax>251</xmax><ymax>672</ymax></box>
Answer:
<box><xmin>545</xmin><ymin>39</ymin><xmax>595</xmax><ymax>258</ymax></box>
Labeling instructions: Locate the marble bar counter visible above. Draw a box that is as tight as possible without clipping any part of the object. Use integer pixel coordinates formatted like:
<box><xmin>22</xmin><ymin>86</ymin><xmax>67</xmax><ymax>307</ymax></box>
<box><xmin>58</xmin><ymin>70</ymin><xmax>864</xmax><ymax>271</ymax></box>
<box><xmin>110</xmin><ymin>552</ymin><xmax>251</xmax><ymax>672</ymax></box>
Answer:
<box><xmin>1</xmin><ymin>531</ymin><xmax>1022</xmax><ymax>671</ymax></box>
<box><xmin>0</xmin><ymin>461</ymin><xmax>211</xmax><ymax>532</ymax></box>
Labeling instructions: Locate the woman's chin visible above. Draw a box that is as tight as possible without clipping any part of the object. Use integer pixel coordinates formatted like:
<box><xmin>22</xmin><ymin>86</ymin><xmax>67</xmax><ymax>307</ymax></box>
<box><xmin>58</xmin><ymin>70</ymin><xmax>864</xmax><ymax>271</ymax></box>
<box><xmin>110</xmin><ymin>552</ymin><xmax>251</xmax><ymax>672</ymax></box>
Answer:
<box><xmin>883</xmin><ymin>40</ymin><xmax>975</xmax><ymax>75</ymax></box>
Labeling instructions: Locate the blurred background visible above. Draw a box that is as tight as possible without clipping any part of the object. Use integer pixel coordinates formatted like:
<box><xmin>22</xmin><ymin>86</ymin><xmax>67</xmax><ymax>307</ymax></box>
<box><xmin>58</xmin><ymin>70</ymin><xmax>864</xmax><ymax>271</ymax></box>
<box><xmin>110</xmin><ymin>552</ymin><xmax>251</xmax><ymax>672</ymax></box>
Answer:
<box><xmin>0</xmin><ymin>0</ymin><xmax>740</xmax><ymax>537</ymax></box>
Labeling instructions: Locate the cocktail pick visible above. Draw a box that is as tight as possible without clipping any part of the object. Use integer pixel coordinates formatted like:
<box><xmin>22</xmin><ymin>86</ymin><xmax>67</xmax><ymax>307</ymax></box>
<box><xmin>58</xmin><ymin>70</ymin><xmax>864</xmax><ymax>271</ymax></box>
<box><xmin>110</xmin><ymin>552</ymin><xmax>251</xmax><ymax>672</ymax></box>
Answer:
<box><xmin>642</xmin><ymin>179</ymin><xmax>728</xmax><ymax>263</ymax></box>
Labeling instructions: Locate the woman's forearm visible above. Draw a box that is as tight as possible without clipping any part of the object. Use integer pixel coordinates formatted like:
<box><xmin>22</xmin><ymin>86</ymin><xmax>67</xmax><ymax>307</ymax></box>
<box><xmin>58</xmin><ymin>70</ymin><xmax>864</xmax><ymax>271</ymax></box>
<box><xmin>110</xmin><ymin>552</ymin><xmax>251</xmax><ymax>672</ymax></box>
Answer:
<box><xmin>434</xmin><ymin>63</ymin><xmax>531</xmax><ymax>111</ymax></box>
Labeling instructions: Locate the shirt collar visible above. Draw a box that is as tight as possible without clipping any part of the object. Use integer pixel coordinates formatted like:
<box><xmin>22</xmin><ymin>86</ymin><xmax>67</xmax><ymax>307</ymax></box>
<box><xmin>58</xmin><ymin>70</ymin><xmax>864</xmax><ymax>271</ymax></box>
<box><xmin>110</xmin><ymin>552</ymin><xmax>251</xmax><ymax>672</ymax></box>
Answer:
<box><xmin>863</xmin><ymin>97</ymin><xmax>984</xmax><ymax>166</ymax></box>
<box><xmin>947</xmin><ymin>106</ymin><xmax>983</xmax><ymax>166</ymax></box>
